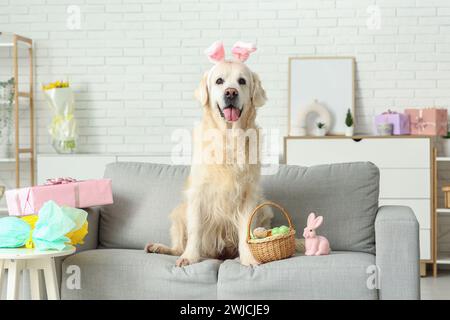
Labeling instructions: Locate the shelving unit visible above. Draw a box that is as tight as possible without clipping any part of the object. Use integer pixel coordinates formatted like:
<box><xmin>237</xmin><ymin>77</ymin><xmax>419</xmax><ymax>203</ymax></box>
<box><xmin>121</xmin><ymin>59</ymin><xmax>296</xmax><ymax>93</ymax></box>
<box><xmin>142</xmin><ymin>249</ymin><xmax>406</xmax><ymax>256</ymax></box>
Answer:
<box><xmin>0</xmin><ymin>33</ymin><xmax>35</xmax><ymax>213</ymax></box>
<box><xmin>433</xmin><ymin>155</ymin><xmax>450</xmax><ymax>275</ymax></box>
<box><xmin>436</xmin><ymin>253</ymin><xmax>450</xmax><ymax>264</ymax></box>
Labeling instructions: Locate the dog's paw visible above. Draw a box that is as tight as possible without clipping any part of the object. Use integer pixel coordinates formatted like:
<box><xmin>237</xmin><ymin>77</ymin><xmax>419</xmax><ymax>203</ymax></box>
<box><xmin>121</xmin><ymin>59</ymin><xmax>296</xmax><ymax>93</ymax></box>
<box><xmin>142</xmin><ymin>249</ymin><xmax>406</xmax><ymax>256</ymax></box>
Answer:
<box><xmin>176</xmin><ymin>256</ymin><xmax>200</xmax><ymax>267</ymax></box>
<box><xmin>240</xmin><ymin>256</ymin><xmax>261</xmax><ymax>267</ymax></box>
<box><xmin>145</xmin><ymin>243</ymin><xmax>163</xmax><ymax>253</ymax></box>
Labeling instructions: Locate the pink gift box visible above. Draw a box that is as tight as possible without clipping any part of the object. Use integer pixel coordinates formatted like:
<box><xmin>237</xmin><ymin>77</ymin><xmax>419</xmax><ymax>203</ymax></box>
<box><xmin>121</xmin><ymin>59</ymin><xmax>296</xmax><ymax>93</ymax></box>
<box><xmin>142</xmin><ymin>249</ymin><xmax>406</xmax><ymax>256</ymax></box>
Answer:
<box><xmin>405</xmin><ymin>108</ymin><xmax>448</xmax><ymax>136</ymax></box>
<box><xmin>374</xmin><ymin>110</ymin><xmax>410</xmax><ymax>135</ymax></box>
<box><xmin>5</xmin><ymin>179</ymin><xmax>113</xmax><ymax>216</ymax></box>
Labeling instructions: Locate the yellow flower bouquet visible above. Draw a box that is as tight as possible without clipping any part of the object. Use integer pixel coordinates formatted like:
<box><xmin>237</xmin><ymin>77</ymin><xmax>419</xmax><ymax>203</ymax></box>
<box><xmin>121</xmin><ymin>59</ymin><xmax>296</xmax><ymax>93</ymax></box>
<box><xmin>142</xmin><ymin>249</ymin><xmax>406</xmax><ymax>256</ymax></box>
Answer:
<box><xmin>42</xmin><ymin>80</ymin><xmax>77</xmax><ymax>153</ymax></box>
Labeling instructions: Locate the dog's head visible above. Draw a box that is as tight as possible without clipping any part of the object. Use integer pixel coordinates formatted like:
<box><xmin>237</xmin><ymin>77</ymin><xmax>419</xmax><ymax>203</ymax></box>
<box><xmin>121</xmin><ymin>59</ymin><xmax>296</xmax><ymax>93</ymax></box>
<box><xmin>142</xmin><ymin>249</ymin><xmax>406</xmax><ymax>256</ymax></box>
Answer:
<box><xmin>195</xmin><ymin>42</ymin><xmax>266</xmax><ymax>126</ymax></box>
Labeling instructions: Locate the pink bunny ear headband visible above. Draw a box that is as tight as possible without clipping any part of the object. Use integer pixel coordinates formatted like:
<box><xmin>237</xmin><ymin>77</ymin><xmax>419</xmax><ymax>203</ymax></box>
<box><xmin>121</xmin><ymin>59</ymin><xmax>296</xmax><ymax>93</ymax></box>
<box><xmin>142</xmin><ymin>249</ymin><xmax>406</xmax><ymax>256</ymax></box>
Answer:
<box><xmin>205</xmin><ymin>41</ymin><xmax>257</xmax><ymax>85</ymax></box>
<box><xmin>205</xmin><ymin>40</ymin><xmax>256</xmax><ymax>64</ymax></box>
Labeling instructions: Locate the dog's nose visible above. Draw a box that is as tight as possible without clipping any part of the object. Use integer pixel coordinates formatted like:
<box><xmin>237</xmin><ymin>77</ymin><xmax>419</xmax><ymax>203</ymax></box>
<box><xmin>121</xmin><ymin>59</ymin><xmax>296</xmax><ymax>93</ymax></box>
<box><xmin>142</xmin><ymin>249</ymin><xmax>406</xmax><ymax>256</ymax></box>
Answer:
<box><xmin>224</xmin><ymin>88</ymin><xmax>238</xmax><ymax>100</ymax></box>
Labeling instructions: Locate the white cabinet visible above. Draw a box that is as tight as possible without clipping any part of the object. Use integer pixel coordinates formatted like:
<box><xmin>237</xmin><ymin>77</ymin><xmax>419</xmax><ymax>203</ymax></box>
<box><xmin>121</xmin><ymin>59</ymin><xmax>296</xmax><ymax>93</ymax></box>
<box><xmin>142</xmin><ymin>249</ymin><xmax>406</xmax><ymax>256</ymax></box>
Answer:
<box><xmin>37</xmin><ymin>155</ymin><xmax>116</xmax><ymax>185</ymax></box>
<box><xmin>36</xmin><ymin>154</ymin><xmax>173</xmax><ymax>185</ymax></box>
<box><xmin>285</xmin><ymin>136</ymin><xmax>432</xmax><ymax>261</ymax></box>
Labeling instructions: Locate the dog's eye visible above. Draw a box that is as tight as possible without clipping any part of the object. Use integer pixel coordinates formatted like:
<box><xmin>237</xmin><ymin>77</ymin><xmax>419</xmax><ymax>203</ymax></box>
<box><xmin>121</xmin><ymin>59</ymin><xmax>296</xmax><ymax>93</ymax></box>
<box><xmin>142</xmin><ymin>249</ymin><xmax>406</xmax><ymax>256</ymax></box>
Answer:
<box><xmin>238</xmin><ymin>78</ymin><xmax>246</xmax><ymax>85</ymax></box>
<box><xmin>216</xmin><ymin>78</ymin><xmax>224</xmax><ymax>85</ymax></box>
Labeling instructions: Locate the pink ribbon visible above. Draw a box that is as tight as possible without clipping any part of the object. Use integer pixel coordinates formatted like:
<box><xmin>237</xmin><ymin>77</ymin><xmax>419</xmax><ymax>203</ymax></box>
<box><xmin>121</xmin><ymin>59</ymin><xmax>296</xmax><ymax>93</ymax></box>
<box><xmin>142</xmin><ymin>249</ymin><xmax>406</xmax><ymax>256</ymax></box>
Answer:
<box><xmin>45</xmin><ymin>177</ymin><xmax>77</xmax><ymax>185</ymax></box>
<box><xmin>414</xmin><ymin>118</ymin><xmax>436</xmax><ymax>131</ymax></box>
<box><xmin>413</xmin><ymin>112</ymin><xmax>434</xmax><ymax>133</ymax></box>
<box><xmin>44</xmin><ymin>177</ymin><xmax>80</xmax><ymax>207</ymax></box>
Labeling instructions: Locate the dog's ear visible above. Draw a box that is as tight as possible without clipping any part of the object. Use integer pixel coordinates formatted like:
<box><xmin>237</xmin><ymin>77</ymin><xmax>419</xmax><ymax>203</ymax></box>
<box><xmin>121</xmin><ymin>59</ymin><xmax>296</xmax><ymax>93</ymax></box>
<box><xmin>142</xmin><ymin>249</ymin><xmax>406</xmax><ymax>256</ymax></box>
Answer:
<box><xmin>195</xmin><ymin>72</ymin><xmax>209</xmax><ymax>107</ymax></box>
<box><xmin>251</xmin><ymin>72</ymin><xmax>267</xmax><ymax>108</ymax></box>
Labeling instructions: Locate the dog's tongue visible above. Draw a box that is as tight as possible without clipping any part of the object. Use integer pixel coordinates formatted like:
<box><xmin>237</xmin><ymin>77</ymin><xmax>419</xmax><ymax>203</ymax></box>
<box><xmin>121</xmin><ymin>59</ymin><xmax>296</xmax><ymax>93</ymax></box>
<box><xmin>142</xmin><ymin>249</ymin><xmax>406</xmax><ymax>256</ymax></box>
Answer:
<box><xmin>223</xmin><ymin>107</ymin><xmax>240</xmax><ymax>122</ymax></box>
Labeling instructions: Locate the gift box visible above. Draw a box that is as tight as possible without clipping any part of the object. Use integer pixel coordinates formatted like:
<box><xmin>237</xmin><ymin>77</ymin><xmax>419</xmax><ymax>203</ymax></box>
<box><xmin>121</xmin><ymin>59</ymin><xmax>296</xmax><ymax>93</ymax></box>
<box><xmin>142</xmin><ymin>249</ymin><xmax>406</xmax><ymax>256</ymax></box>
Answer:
<box><xmin>5</xmin><ymin>178</ymin><xmax>113</xmax><ymax>216</ymax></box>
<box><xmin>374</xmin><ymin>110</ymin><xmax>410</xmax><ymax>135</ymax></box>
<box><xmin>405</xmin><ymin>108</ymin><xmax>448</xmax><ymax>136</ymax></box>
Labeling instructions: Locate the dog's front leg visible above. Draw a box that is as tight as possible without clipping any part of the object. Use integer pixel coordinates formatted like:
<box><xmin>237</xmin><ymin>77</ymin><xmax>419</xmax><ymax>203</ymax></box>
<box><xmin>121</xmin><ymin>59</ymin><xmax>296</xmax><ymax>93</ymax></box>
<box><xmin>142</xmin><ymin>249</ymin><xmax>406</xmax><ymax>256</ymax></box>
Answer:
<box><xmin>238</xmin><ymin>213</ymin><xmax>261</xmax><ymax>267</ymax></box>
<box><xmin>176</xmin><ymin>196</ymin><xmax>202</xmax><ymax>267</ymax></box>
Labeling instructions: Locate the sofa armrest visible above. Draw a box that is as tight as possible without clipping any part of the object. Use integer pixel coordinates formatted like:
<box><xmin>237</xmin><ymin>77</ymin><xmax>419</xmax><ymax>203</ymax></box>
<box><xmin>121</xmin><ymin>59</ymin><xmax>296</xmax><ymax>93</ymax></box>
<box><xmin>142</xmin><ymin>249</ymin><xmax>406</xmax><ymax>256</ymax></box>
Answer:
<box><xmin>375</xmin><ymin>205</ymin><xmax>420</xmax><ymax>300</ymax></box>
<box><xmin>77</xmin><ymin>206</ymin><xmax>101</xmax><ymax>252</ymax></box>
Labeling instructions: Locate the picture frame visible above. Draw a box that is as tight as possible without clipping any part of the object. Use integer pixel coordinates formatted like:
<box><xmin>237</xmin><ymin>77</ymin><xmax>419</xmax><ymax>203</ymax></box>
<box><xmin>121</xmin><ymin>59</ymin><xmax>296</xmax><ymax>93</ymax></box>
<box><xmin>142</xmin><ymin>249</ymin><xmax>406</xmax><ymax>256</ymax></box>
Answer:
<box><xmin>288</xmin><ymin>56</ymin><xmax>356</xmax><ymax>136</ymax></box>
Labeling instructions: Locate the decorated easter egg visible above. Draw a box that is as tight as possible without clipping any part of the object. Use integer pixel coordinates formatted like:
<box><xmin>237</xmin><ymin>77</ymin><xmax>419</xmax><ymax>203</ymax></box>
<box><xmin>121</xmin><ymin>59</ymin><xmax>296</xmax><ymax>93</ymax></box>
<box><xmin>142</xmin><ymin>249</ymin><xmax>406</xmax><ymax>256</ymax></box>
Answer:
<box><xmin>253</xmin><ymin>227</ymin><xmax>269</xmax><ymax>239</ymax></box>
<box><xmin>271</xmin><ymin>227</ymin><xmax>280</xmax><ymax>235</ymax></box>
<box><xmin>278</xmin><ymin>225</ymin><xmax>290</xmax><ymax>235</ymax></box>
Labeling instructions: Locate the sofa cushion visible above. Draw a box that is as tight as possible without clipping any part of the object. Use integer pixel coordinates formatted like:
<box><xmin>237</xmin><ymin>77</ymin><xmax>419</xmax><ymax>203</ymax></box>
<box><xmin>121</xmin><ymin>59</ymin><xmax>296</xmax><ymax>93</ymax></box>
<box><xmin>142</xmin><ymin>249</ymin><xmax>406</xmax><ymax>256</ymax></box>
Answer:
<box><xmin>262</xmin><ymin>162</ymin><xmax>379</xmax><ymax>254</ymax></box>
<box><xmin>100</xmin><ymin>162</ymin><xmax>189</xmax><ymax>249</ymax></box>
<box><xmin>217</xmin><ymin>252</ymin><xmax>378</xmax><ymax>300</ymax></box>
<box><xmin>61</xmin><ymin>249</ymin><xmax>221</xmax><ymax>299</ymax></box>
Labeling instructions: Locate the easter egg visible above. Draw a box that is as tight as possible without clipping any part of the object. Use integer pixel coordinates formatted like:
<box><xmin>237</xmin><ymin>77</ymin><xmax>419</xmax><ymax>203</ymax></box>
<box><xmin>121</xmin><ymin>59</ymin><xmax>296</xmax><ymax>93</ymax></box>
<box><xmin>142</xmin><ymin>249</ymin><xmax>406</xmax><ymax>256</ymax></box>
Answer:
<box><xmin>278</xmin><ymin>225</ymin><xmax>290</xmax><ymax>235</ymax></box>
<box><xmin>253</xmin><ymin>227</ymin><xmax>269</xmax><ymax>239</ymax></box>
<box><xmin>271</xmin><ymin>227</ymin><xmax>280</xmax><ymax>235</ymax></box>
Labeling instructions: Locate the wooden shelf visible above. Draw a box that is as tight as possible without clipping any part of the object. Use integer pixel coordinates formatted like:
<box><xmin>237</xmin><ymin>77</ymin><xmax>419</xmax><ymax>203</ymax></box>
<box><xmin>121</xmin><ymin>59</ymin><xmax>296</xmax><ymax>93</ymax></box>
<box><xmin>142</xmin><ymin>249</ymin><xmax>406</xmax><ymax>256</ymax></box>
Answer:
<box><xmin>437</xmin><ymin>253</ymin><xmax>450</xmax><ymax>264</ymax></box>
<box><xmin>0</xmin><ymin>157</ymin><xmax>32</xmax><ymax>163</ymax></box>
<box><xmin>434</xmin><ymin>149</ymin><xmax>450</xmax><ymax>276</ymax></box>
<box><xmin>0</xmin><ymin>33</ymin><xmax>35</xmax><ymax>188</ymax></box>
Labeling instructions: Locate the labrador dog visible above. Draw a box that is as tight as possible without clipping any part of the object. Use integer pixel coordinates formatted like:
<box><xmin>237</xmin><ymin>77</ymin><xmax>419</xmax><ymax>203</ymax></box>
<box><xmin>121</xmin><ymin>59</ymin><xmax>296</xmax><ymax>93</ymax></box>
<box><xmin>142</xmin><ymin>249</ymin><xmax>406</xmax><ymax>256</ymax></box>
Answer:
<box><xmin>145</xmin><ymin>43</ymin><xmax>273</xmax><ymax>266</ymax></box>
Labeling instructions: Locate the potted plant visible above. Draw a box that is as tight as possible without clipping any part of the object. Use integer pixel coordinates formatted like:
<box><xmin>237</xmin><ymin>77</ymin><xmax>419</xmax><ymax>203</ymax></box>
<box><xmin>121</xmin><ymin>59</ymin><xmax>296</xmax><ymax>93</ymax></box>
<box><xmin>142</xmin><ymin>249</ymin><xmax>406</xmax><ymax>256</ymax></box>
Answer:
<box><xmin>0</xmin><ymin>78</ymin><xmax>14</xmax><ymax>158</ymax></box>
<box><xmin>345</xmin><ymin>109</ymin><xmax>354</xmax><ymax>137</ymax></box>
<box><xmin>315</xmin><ymin>122</ymin><xmax>327</xmax><ymax>137</ymax></box>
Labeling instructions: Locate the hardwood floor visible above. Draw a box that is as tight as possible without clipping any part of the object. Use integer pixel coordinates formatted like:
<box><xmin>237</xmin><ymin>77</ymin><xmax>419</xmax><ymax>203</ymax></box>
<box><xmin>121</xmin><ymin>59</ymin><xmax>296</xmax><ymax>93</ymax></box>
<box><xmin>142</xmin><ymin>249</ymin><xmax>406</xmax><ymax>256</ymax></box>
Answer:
<box><xmin>421</xmin><ymin>270</ymin><xmax>450</xmax><ymax>299</ymax></box>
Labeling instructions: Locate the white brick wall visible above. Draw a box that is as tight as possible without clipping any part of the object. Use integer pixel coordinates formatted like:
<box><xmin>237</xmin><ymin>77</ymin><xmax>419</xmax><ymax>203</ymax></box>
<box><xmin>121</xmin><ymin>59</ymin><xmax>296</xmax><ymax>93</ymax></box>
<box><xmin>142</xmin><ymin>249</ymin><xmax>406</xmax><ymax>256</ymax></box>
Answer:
<box><xmin>0</xmin><ymin>0</ymin><xmax>449</xmax><ymax>156</ymax></box>
<box><xmin>0</xmin><ymin>0</ymin><xmax>450</xmax><ymax>260</ymax></box>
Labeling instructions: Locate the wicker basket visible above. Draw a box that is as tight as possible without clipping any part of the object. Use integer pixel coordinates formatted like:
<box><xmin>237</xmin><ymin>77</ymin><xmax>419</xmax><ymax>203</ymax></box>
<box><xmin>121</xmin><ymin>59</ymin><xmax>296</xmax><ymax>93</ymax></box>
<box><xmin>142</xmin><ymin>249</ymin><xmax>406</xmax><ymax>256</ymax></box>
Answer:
<box><xmin>247</xmin><ymin>201</ymin><xmax>296</xmax><ymax>263</ymax></box>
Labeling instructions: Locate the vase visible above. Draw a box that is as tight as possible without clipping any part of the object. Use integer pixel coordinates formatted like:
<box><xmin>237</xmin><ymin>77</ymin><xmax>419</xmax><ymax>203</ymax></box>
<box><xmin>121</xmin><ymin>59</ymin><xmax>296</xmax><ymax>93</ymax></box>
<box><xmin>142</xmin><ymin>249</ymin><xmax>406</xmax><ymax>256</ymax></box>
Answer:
<box><xmin>315</xmin><ymin>128</ymin><xmax>327</xmax><ymax>137</ymax></box>
<box><xmin>345</xmin><ymin>126</ymin><xmax>354</xmax><ymax>137</ymax></box>
<box><xmin>52</xmin><ymin>139</ymin><xmax>77</xmax><ymax>154</ymax></box>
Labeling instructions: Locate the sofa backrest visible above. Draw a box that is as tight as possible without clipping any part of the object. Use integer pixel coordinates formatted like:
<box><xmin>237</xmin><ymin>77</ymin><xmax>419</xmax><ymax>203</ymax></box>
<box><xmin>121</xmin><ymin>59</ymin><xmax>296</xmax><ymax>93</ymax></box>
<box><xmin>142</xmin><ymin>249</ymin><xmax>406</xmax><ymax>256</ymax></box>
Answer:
<box><xmin>99</xmin><ymin>162</ymin><xmax>379</xmax><ymax>254</ymax></box>
<box><xmin>262</xmin><ymin>163</ymin><xmax>379</xmax><ymax>254</ymax></box>
<box><xmin>99</xmin><ymin>162</ymin><xmax>189</xmax><ymax>249</ymax></box>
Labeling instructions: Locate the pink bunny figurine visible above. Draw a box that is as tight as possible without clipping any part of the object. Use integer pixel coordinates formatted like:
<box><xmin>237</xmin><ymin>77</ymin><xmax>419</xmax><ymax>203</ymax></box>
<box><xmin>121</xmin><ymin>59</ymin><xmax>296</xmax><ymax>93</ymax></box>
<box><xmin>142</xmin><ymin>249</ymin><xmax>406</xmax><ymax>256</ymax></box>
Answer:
<box><xmin>303</xmin><ymin>212</ymin><xmax>330</xmax><ymax>256</ymax></box>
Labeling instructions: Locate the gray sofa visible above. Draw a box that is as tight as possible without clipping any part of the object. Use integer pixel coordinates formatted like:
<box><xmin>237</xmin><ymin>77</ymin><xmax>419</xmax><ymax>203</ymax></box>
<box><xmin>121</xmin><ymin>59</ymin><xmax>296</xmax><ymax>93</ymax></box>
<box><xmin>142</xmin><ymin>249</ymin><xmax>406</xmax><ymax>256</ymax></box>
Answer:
<box><xmin>59</xmin><ymin>161</ymin><xmax>420</xmax><ymax>300</ymax></box>
<box><xmin>1</xmin><ymin>161</ymin><xmax>420</xmax><ymax>299</ymax></box>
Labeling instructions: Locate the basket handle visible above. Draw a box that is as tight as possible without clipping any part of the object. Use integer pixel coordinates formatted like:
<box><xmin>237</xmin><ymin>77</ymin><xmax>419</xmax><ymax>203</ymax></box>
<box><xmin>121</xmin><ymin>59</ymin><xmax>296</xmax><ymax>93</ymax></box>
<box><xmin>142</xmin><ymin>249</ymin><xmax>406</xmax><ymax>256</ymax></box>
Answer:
<box><xmin>247</xmin><ymin>201</ymin><xmax>294</xmax><ymax>241</ymax></box>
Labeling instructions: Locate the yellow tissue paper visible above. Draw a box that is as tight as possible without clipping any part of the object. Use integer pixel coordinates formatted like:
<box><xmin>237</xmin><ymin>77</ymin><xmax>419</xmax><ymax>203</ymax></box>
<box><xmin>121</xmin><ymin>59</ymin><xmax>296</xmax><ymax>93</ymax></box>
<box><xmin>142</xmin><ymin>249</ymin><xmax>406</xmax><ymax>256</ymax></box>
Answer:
<box><xmin>66</xmin><ymin>221</ymin><xmax>88</xmax><ymax>246</ymax></box>
<box><xmin>20</xmin><ymin>208</ymin><xmax>88</xmax><ymax>248</ymax></box>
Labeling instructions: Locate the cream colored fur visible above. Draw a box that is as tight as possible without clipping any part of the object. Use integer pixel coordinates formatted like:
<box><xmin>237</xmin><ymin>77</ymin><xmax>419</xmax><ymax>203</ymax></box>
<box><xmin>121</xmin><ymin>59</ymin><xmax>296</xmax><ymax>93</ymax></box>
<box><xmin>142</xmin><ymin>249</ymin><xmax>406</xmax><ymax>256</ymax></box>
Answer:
<box><xmin>145</xmin><ymin>61</ymin><xmax>273</xmax><ymax>266</ymax></box>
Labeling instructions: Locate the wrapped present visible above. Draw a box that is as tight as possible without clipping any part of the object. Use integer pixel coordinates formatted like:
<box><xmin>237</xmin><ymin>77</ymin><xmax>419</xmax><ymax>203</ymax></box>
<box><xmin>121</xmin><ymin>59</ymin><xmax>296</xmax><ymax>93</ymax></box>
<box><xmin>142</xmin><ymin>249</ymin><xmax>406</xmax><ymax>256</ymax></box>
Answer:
<box><xmin>405</xmin><ymin>108</ymin><xmax>448</xmax><ymax>136</ymax></box>
<box><xmin>0</xmin><ymin>200</ymin><xmax>88</xmax><ymax>251</ymax></box>
<box><xmin>374</xmin><ymin>110</ymin><xmax>410</xmax><ymax>135</ymax></box>
<box><xmin>5</xmin><ymin>178</ymin><xmax>113</xmax><ymax>216</ymax></box>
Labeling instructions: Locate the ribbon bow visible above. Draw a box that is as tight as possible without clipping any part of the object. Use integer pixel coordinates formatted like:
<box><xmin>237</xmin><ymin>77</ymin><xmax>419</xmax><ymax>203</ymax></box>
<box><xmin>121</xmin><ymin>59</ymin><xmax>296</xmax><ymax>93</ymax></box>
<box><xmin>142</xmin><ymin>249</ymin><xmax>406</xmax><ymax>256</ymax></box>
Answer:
<box><xmin>382</xmin><ymin>109</ymin><xmax>397</xmax><ymax>115</ymax></box>
<box><xmin>45</xmin><ymin>177</ymin><xmax>77</xmax><ymax>185</ymax></box>
<box><xmin>415</xmin><ymin>116</ymin><xmax>428</xmax><ymax>132</ymax></box>
<box><xmin>413</xmin><ymin>110</ymin><xmax>435</xmax><ymax>133</ymax></box>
